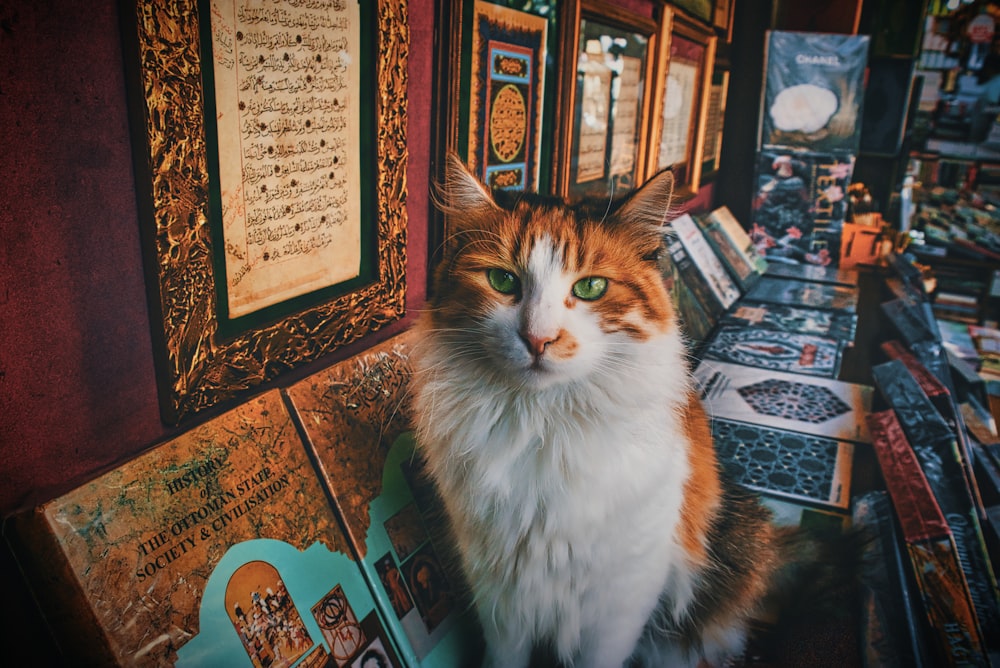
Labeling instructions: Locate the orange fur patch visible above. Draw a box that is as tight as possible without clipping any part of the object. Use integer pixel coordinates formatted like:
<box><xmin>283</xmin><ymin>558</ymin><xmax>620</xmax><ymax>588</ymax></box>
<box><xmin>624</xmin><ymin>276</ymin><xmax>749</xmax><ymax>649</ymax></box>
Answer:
<box><xmin>678</xmin><ymin>392</ymin><xmax>723</xmax><ymax>565</ymax></box>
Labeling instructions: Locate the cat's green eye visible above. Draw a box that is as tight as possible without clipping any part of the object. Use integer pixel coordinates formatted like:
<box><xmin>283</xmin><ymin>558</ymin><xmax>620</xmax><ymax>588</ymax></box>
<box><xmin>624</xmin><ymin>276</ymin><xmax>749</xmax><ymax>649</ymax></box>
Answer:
<box><xmin>487</xmin><ymin>268</ymin><xmax>520</xmax><ymax>295</ymax></box>
<box><xmin>572</xmin><ymin>276</ymin><xmax>608</xmax><ymax>301</ymax></box>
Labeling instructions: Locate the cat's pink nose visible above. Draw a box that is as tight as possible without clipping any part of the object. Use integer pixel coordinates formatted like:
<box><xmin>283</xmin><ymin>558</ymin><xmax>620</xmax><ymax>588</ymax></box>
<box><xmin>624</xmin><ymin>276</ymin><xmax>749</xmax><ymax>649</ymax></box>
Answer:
<box><xmin>520</xmin><ymin>332</ymin><xmax>556</xmax><ymax>358</ymax></box>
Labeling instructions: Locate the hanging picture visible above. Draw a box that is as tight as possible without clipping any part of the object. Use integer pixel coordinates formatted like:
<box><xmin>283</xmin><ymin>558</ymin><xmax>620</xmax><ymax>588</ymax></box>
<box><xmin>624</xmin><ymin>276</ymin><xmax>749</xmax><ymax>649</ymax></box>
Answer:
<box><xmin>121</xmin><ymin>0</ymin><xmax>409</xmax><ymax>424</ymax></box>
<box><xmin>555</xmin><ymin>0</ymin><xmax>659</xmax><ymax>200</ymax></box>
<box><xmin>647</xmin><ymin>8</ymin><xmax>716</xmax><ymax>196</ymax></box>
<box><xmin>468</xmin><ymin>2</ymin><xmax>548</xmax><ymax>191</ymax></box>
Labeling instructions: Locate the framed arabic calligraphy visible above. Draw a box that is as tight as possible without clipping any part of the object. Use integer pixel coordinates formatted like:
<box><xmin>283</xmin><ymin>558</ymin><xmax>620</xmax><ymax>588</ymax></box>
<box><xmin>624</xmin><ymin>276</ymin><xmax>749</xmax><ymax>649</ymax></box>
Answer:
<box><xmin>554</xmin><ymin>0</ymin><xmax>659</xmax><ymax>200</ymax></box>
<box><xmin>647</xmin><ymin>7</ymin><xmax>715</xmax><ymax>197</ymax></box>
<box><xmin>121</xmin><ymin>0</ymin><xmax>408</xmax><ymax>424</ymax></box>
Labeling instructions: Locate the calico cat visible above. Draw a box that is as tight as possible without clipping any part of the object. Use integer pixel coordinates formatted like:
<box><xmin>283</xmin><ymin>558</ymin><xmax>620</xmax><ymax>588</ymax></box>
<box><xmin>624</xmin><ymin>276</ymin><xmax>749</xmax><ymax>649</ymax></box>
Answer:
<box><xmin>410</xmin><ymin>155</ymin><xmax>790</xmax><ymax>668</ymax></box>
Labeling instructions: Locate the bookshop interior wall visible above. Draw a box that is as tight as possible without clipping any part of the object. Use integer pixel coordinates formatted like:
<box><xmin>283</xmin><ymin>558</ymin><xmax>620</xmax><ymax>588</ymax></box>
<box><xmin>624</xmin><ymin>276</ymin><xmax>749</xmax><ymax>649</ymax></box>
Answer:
<box><xmin>5</xmin><ymin>0</ymin><xmax>1000</xmax><ymax>665</ymax></box>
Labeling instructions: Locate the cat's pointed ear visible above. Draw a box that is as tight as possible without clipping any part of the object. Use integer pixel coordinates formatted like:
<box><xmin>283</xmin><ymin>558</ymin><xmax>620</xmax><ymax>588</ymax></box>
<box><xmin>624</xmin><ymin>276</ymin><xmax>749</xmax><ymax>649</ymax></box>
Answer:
<box><xmin>614</xmin><ymin>168</ymin><xmax>675</xmax><ymax>230</ymax></box>
<box><xmin>431</xmin><ymin>152</ymin><xmax>500</xmax><ymax>228</ymax></box>
<box><xmin>612</xmin><ymin>169</ymin><xmax>675</xmax><ymax>254</ymax></box>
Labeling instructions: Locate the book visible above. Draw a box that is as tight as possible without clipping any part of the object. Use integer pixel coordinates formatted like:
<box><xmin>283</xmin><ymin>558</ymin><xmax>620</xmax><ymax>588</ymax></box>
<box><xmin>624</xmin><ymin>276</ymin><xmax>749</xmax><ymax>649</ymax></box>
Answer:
<box><xmin>701</xmin><ymin>325</ymin><xmax>845</xmax><ymax>378</ymax></box>
<box><xmin>881</xmin><ymin>340</ymin><xmax>990</xmax><ymax>521</ymax></box>
<box><xmin>750</xmin><ymin>149</ymin><xmax>857</xmax><ymax>267</ymax></box>
<box><xmin>693</xmin><ymin>359</ymin><xmax>873</xmax><ymax>443</ymax></box>
<box><xmin>760</xmin><ymin>31</ymin><xmax>870</xmax><ymax>153</ymax></box>
<box><xmin>283</xmin><ymin>331</ymin><xmax>481</xmax><ymax>667</ymax></box>
<box><xmin>697</xmin><ymin>206</ymin><xmax>767</xmax><ymax>292</ymax></box>
<box><xmin>6</xmin><ymin>390</ymin><xmax>405</xmax><ymax>667</ymax></box>
<box><xmin>852</xmin><ymin>490</ymin><xmax>933</xmax><ymax>668</ymax></box>
<box><xmin>763</xmin><ymin>259</ymin><xmax>858</xmax><ymax>286</ymax></box>
<box><xmin>865</xmin><ymin>409</ymin><xmax>989</xmax><ymax>667</ymax></box>
<box><xmin>743</xmin><ymin>275</ymin><xmax>859</xmax><ymax>312</ymax></box>
<box><xmin>659</xmin><ymin>234</ymin><xmax>721</xmax><ymax>342</ymax></box>
<box><xmin>721</xmin><ymin>300</ymin><xmax>857</xmax><ymax>342</ymax></box>
<box><xmin>881</xmin><ymin>298</ymin><xmax>940</xmax><ymax>347</ymax></box>
<box><xmin>871</xmin><ymin>360</ymin><xmax>1000</xmax><ymax>652</ymax></box>
<box><xmin>670</xmin><ymin>213</ymin><xmax>742</xmax><ymax>311</ymax></box>
<box><xmin>711</xmin><ymin>417</ymin><xmax>853</xmax><ymax>509</ymax></box>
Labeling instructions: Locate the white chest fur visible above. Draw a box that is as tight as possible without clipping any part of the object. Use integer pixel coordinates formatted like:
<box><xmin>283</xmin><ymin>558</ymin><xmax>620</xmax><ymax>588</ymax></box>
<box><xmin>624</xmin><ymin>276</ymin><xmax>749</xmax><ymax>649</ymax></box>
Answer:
<box><xmin>413</xmin><ymin>327</ymin><xmax>699</xmax><ymax>664</ymax></box>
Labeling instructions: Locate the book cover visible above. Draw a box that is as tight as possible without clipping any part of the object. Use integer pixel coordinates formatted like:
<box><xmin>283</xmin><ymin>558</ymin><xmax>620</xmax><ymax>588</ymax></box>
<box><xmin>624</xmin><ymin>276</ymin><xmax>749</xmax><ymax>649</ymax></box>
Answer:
<box><xmin>750</xmin><ymin>149</ymin><xmax>856</xmax><ymax>267</ymax></box>
<box><xmin>744</xmin><ymin>275</ymin><xmax>859</xmax><ymax>312</ymax></box>
<box><xmin>763</xmin><ymin>260</ymin><xmax>858</xmax><ymax>286</ymax></box>
<box><xmin>852</xmin><ymin>490</ymin><xmax>933</xmax><ymax>668</ymax></box>
<box><xmin>697</xmin><ymin>207</ymin><xmax>767</xmax><ymax>292</ymax></box>
<box><xmin>711</xmin><ymin>417</ymin><xmax>853</xmax><ymax>509</ymax></box>
<box><xmin>660</xmin><ymin>234</ymin><xmax>721</xmax><ymax>342</ymax></box>
<box><xmin>693</xmin><ymin>359</ymin><xmax>873</xmax><ymax>443</ymax></box>
<box><xmin>760</xmin><ymin>31</ymin><xmax>870</xmax><ymax>153</ymax></box>
<box><xmin>881</xmin><ymin>298</ymin><xmax>939</xmax><ymax>347</ymax></box>
<box><xmin>701</xmin><ymin>325</ymin><xmax>845</xmax><ymax>378</ymax></box>
<box><xmin>865</xmin><ymin>409</ymin><xmax>989</xmax><ymax>667</ymax></box>
<box><xmin>284</xmin><ymin>332</ymin><xmax>482</xmax><ymax>667</ymax></box>
<box><xmin>881</xmin><ymin>340</ymin><xmax>989</xmax><ymax>518</ymax></box>
<box><xmin>670</xmin><ymin>213</ymin><xmax>742</xmax><ymax>310</ymax></box>
<box><xmin>721</xmin><ymin>300</ymin><xmax>857</xmax><ymax>342</ymax></box>
<box><xmin>7</xmin><ymin>390</ymin><xmax>403</xmax><ymax>667</ymax></box>
<box><xmin>871</xmin><ymin>360</ymin><xmax>1000</xmax><ymax>651</ymax></box>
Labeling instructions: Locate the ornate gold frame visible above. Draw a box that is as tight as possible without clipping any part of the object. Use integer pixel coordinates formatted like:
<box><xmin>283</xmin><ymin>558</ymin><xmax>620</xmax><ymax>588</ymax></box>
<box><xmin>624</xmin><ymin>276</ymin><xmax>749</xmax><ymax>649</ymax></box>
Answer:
<box><xmin>121</xmin><ymin>0</ymin><xmax>408</xmax><ymax>424</ymax></box>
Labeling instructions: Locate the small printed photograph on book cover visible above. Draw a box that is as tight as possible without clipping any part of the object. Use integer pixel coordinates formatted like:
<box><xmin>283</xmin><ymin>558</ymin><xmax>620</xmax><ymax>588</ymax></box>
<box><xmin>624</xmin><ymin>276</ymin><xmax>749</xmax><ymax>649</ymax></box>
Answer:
<box><xmin>702</xmin><ymin>205</ymin><xmax>769</xmax><ymax>273</ymax></box>
<box><xmin>697</xmin><ymin>208</ymin><xmax>765</xmax><ymax>292</ymax></box>
<box><xmin>744</xmin><ymin>275</ymin><xmax>859</xmax><ymax>312</ymax></box>
<box><xmin>701</xmin><ymin>325</ymin><xmax>845</xmax><ymax>377</ymax></box>
<box><xmin>712</xmin><ymin>417</ymin><xmax>853</xmax><ymax>509</ymax></box>
<box><xmin>694</xmin><ymin>360</ymin><xmax>873</xmax><ymax>443</ymax></box>
<box><xmin>8</xmin><ymin>389</ymin><xmax>403</xmax><ymax>667</ymax></box>
<box><xmin>721</xmin><ymin>300</ymin><xmax>857</xmax><ymax>341</ymax></box>
<box><xmin>284</xmin><ymin>330</ymin><xmax>481</xmax><ymax>667</ymax></box>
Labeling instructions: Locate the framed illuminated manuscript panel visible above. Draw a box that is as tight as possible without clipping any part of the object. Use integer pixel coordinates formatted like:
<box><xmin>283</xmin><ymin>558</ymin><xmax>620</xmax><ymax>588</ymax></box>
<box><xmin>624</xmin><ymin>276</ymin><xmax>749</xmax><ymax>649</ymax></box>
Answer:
<box><xmin>554</xmin><ymin>0</ymin><xmax>660</xmax><ymax>200</ymax></box>
<box><xmin>467</xmin><ymin>1</ymin><xmax>548</xmax><ymax>191</ymax></box>
<box><xmin>647</xmin><ymin>8</ymin><xmax>716</xmax><ymax>197</ymax></box>
<box><xmin>121</xmin><ymin>0</ymin><xmax>408</xmax><ymax>424</ymax></box>
<box><xmin>428</xmin><ymin>0</ymin><xmax>555</xmax><ymax>286</ymax></box>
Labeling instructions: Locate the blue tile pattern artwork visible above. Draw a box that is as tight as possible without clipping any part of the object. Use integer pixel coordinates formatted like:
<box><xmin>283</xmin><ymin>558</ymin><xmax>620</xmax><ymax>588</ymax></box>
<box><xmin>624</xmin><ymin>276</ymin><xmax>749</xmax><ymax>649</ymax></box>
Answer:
<box><xmin>712</xmin><ymin>418</ymin><xmax>850</xmax><ymax>508</ymax></box>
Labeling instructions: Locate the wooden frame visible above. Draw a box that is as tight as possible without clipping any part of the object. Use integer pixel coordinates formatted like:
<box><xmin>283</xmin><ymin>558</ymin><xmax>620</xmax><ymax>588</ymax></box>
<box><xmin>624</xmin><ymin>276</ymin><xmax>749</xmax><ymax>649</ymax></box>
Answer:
<box><xmin>121</xmin><ymin>0</ymin><xmax>409</xmax><ymax>424</ymax></box>
<box><xmin>646</xmin><ymin>6</ymin><xmax>716</xmax><ymax>197</ymax></box>
<box><xmin>672</xmin><ymin>0</ymin><xmax>713</xmax><ymax>24</ymax></box>
<box><xmin>553</xmin><ymin>0</ymin><xmax>660</xmax><ymax>200</ymax></box>
<box><xmin>699</xmin><ymin>66</ymin><xmax>729</xmax><ymax>183</ymax></box>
